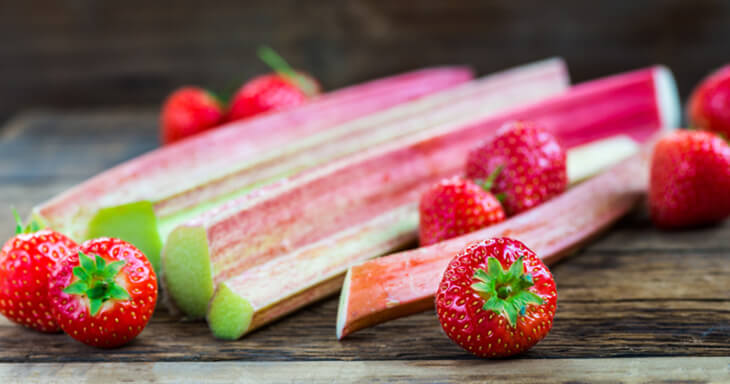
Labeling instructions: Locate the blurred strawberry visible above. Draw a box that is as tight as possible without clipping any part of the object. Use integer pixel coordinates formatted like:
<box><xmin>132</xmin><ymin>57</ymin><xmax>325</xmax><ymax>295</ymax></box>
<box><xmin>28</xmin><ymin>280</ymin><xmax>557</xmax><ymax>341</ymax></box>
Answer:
<box><xmin>466</xmin><ymin>121</ymin><xmax>567</xmax><ymax>215</ymax></box>
<box><xmin>419</xmin><ymin>176</ymin><xmax>506</xmax><ymax>246</ymax></box>
<box><xmin>227</xmin><ymin>46</ymin><xmax>320</xmax><ymax>122</ymax></box>
<box><xmin>687</xmin><ymin>64</ymin><xmax>730</xmax><ymax>139</ymax></box>
<box><xmin>160</xmin><ymin>87</ymin><xmax>225</xmax><ymax>145</ymax></box>
<box><xmin>649</xmin><ymin>130</ymin><xmax>730</xmax><ymax>229</ymax></box>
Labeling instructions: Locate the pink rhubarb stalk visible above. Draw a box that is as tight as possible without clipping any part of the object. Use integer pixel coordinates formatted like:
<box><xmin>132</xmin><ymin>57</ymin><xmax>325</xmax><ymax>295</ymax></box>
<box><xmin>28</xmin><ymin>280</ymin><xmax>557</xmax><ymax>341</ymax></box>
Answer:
<box><xmin>162</xmin><ymin>58</ymin><xmax>571</xmax><ymax>320</ymax></box>
<box><xmin>30</xmin><ymin>67</ymin><xmax>476</xmax><ymax>270</ymax></box>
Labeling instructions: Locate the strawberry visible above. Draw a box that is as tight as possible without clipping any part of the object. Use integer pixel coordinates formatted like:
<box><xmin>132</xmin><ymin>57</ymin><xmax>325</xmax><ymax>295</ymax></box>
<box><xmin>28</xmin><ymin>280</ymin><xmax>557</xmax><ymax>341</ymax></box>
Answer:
<box><xmin>49</xmin><ymin>238</ymin><xmax>157</xmax><ymax>348</ymax></box>
<box><xmin>465</xmin><ymin>120</ymin><xmax>567</xmax><ymax>215</ymax></box>
<box><xmin>227</xmin><ymin>46</ymin><xmax>319</xmax><ymax>122</ymax></box>
<box><xmin>419</xmin><ymin>176</ymin><xmax>506</xmax><ymax>246</ymax></box>
<box><xmin>687</xmin><ymin>64</ymin><xmax>730</xmax><ymax>139</ymax></box>
<box><xmin>436</xmin><ymin>238</ymin><xmax>557</xmax><ymax>358</ymax></box>
<box><xmin>160</xmin><ymin>87</ymin><xmax>225</xmax><ymax>145</ymax></box>
<box><xmin>0</xmin><ymin>212</ymin><xmax>77</xmax><ymax>332</ymax></box>
<box><xmin>649</xmin><ymin>130</ymin><xmax>730</xmax><ymax>229</ymax></box>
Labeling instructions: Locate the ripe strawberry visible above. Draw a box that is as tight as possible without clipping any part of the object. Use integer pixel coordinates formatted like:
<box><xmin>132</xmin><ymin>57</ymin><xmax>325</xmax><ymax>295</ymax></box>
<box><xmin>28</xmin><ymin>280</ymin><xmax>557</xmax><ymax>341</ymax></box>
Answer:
<box><xmin>227</xmin><ymin>46</ymin><xmax>319</xmax><ymax>122</ymax></box>
<box><xmin>49</xmin><ymin>238</ymin><xmax>157</xmax><ymax>348</ymax></box>
<box><xmin>436</xmin><ymin>238</ymin><xmax>557</xmax><ymax>358</ymax></box>
<box><xmin>160</xmin><ymin>87</ymin><xmax>225</xmax><ymax>145</ymax></box>
<box><xmin>687</xmin><ymin>64</ymin><xmax>730</xmax><ymax>138</ymax></box>
<box><xmin>0</xmin><ymin>213</ymin><xmax>77</xmax><ymax>333</ymax></box>
<box><xmin>649</xmin><ymin>130</ymin><xmax>730</xmax><ymax>229</ymax></box>
<box><xmin>419</xmin><ymin>176</ymin><xmax>506</xmax><ymax>246</ymax></box>
<box><xmin>466</xmin><ymin>120</ymin><xmax>567</xmax><ymax>215</ymax></box>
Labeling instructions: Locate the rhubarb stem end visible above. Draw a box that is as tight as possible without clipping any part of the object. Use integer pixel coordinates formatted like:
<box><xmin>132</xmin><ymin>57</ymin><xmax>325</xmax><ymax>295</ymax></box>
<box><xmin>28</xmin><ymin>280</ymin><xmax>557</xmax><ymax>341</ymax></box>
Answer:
<box><xmin>161</xmin><ymin>225</ymin><xmax>214</xmax><ymax>319</ymax></box>
<box><xmin>207</xmin><ymin>283</ymin><xmax>253</xmax><ymax>340</ymax></box>
<box><xmin>86</xmin><ymin>201</ymin><xmax>162</xmax><ymax>273</ymax></box>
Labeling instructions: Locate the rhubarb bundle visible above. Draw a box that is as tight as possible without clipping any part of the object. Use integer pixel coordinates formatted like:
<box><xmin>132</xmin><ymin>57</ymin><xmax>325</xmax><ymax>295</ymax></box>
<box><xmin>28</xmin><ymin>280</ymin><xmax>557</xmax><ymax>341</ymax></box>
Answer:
<box><xmin>165</xmin><ymin>66</ymin><xmax>678</xmax><ymax>340</ymax></box>
<box><xmin>31</xmin><ymin>67</ymin><xmax>476</xmax><ymax>271</ymax></box>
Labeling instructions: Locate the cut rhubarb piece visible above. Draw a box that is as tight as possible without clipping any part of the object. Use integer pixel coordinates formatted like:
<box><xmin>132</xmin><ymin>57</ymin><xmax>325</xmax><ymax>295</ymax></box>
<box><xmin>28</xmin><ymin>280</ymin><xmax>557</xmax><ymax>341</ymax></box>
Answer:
<box><xmin>169</xmin><ymin>66</ymin><xmax>679</xmax><ymax>338</ymax></box>
<box><xmin>30</xmin><ymin>67</ymin><xmax>476</xmax><ymax>270</ymax></box>
<box><xmin>336</xmin><ymin>148</ymin><xmax>652</xmax><ymax>339</ymax></box>
<box><xmin>155</xmin><ymin>59</ymin><xmax>571</xmax><ymax>319</ymax></box>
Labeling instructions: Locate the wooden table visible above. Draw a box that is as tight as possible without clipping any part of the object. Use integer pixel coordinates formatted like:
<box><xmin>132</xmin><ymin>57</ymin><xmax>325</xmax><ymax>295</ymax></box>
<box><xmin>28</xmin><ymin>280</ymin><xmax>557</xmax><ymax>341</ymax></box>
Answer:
<box><xmin>0</xmin><ymin>110</ymin><xmax>728</xmax><ymax>383</ymax></box>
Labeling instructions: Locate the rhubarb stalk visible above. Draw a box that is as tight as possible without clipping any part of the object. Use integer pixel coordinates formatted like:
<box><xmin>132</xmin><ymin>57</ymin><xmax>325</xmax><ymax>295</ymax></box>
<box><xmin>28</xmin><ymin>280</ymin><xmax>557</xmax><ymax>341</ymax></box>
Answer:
<box><xmin>31</xmin><ymin>67</ymin><xmax>476</xmax><ymax>270</ymax></box>
<box><xmin>166</xmin><ymin>66</ymin><xmax>679</xmax><ymax>339</ymax></box>
<box><xmin>336</xmin><ymin>148</ymin><xmax>652</xmax><ymax>339</ymax></box>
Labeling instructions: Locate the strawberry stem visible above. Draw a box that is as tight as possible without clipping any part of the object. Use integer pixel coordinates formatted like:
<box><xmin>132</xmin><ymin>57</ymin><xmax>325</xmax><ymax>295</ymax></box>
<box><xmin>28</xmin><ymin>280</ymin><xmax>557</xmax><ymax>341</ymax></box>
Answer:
<box><xmin>63</xmin><ymin>251</ymin><xmax>130</xmax><ymax>316</ymax></box>
<box><xmin>471</xmin><ymin>256</ymin><xmax>543</xmax><ymax>327</ymax></box>
<box><xmin>481</xmin><ymin>165</ymin><xmax>503</xmax><ymax>191</ymax></box>
<box><xmin>257</xmin><ymin>45</ymin><xmax>316</xmax><ymax>96</ymax></box>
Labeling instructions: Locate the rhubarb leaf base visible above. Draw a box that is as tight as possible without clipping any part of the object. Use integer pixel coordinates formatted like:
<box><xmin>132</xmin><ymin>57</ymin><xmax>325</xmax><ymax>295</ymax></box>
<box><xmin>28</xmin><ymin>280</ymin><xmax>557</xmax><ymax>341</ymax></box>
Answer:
<box><xmin>86</xmin><ymin>201</ymin><xmax>162</xmax><ymax>273</ymax></box>
<box><xmin>207</xmin><ymin>283</ymin><xmax>253</xmax><ymax>340</ymax></box>
<box><xmin>162</xmin><ymin>225</ymin><xmax>214</xmax><ymax>319</ymax></box>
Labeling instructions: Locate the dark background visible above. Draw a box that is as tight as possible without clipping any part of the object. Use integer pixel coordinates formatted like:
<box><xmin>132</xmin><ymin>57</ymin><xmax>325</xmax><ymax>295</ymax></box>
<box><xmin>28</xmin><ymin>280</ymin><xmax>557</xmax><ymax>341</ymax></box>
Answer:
<box><xmin>1</xmin><ymin>0</ymin><xmax>729</xmax><ymax>125</ymax></box>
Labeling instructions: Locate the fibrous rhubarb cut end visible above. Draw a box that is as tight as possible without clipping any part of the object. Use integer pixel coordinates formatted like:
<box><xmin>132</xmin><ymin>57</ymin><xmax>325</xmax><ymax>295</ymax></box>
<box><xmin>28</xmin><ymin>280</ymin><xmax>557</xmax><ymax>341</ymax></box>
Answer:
<box><xmin>86</xmin><ymin>201</ymin><xmax>162</xmax><ymax>273</ymax></box>
<box><xmin>161</xmin><ymin>225</ymin><xmax>214</xmax><ymax>319</ymax></box>
<box><xmin>207</xmin><ymin>283</ymin><xmax>253</xmax><ymax>340</ymax></box>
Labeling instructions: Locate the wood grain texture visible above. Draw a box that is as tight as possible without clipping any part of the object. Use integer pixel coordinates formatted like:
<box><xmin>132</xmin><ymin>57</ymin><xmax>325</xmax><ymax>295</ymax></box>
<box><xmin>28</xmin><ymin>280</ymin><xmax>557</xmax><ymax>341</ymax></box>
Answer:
<box><xmin>2</xmin><ymin>0</ymin><xmax>730</xmax><ymax>122</ymax></box>
<box><xmin>1</xmin><ymin>358</ymin><xmax>728</xmax><ymax>384</ymax></box>
<box><xmin>0</xmin><ymin>112</ymin><xmax>729</xmax><ymax>383</ymax></box>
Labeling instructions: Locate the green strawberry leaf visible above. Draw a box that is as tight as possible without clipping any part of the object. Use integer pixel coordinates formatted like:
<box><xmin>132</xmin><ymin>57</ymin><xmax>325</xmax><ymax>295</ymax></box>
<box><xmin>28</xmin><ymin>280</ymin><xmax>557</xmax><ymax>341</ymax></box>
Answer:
<box><xmin>103</xmin><ymin>261</ymin><xmax>126</xmax><ymax>280</ymax></box>
<box><xmin>108</xmin><ymin>283</ymin><xmax>130</xmax><ymax>301</ymax></box>
<box><xmin>72</xmin><ymin>266</ymin><xmax>90</xmax><ymax>281</ymax></box>
<box><xmin>95</xmin><ymin>255</ymin><xmax>106</xmax><ymax>271</ymax></box>
<box><xmin>12</xmin><ymin>208</ymin><xmax>23</xmax><ymax>235</ymax></box>
<box><xmin>89</xmin><ymin>297</ymin><xmax>104</xmax><ymax>317</ymax></box>
<box><xmin>63</xmin><ymin>281</ymin><xmax>89</xmax><ymax>295</ymax></box>
<box><xmin>79</xmin><ymin>252</ymin><xmax>96</xmax><ymax>273</ymax></box>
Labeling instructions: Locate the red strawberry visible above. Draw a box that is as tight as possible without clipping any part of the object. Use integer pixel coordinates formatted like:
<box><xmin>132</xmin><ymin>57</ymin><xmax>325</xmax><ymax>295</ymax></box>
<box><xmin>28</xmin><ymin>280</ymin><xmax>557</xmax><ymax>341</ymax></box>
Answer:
<box><xmin>160</xmin><ymin>87</ymin><xmax>225</xmax><ymax>145</ymax></box>
<box><xmin>687</xmin><ymin>64</ymin><xmax>730</xmax><ymax>138</ymax></box>
<box><xmin>436</xmin><ymin>238</ymin><xmax>557</xmax><ymax>358</ymax></box>
<box><xmin>49</xmin><ymin>238</ymin><xmax>157</xmax><ymax>348</ymax></box>
<box><xmin>227</xmin><ymin>46</ymin><xmax>319</xmax><ymax>122</ymax></box>
<box><xmin>0</xmin><ymin>213</ymin><xmax>77</xmax><ymax>333</ymax></box>
<box><xmin>419</xmin><ymin>176</ymin><xmax>505</xmax><ymax>246</ymax></box>
<box><xmin>466</xmin><ymin>120</ymin><xmax>567</xmax><ymax>215</ymax></box>
<box><xmin>649</xmin><ymin>130</ymin><xmax>730</xmax><ymax>229</ymax></box>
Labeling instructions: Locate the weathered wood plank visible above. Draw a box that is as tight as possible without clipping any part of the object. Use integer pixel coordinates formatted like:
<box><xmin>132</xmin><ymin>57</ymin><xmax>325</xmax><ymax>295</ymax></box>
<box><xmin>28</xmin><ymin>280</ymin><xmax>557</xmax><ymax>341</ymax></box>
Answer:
<box><xmin>0</xmin><ymin>243</ymin><xmax>728</xmax><ymax>362</ymax></box>
<box><xmin>0</xmin><ymin>357</ymin><xmax>728</xmax><ymax>384</ymax></box>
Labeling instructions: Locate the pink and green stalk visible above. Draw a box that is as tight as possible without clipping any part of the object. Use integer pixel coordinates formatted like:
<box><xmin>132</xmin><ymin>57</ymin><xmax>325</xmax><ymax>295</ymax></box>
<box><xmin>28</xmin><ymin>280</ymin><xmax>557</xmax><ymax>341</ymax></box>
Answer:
<box><xmin>161</xmin><ymin>59</ymin><xmax>570</xmax><ymax>320</ymax></box>
<box><xmin>30</xmin><ymin>67</ymin><xmax>476</xmax><ymax>271</ymax></box>
<box><xmin>169</xmin><ymin>66</ymin><xmax>679</xmax><ymax>339</ymax></box>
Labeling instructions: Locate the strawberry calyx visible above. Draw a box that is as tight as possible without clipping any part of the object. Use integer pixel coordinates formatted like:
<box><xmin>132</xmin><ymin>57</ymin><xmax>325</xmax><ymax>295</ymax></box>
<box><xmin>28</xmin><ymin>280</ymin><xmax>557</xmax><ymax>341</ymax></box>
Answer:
<box><xmin>471</xmin><ymin>256</ymin><xmax>543</xmax><ymax>327</ymax></box>
<box><xmin>63</xmin><ymin>252</ymin><xmax>130</xmax><ymax>316</ymax></box>
<box><xmin>257</xmin><ymin>45</ymin><xmax>318</xmax><ymax>97</ymax></box>
<box><xmin>12</xmin><ymin>208</ymin><xmax>40</xmax><ymax>234</ymax></box>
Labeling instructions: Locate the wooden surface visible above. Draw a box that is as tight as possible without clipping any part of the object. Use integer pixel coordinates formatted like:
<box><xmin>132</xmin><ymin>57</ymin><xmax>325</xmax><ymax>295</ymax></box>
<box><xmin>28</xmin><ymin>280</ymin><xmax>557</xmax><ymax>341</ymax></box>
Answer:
<box><xmin>1</xmin><ymin>111</ymin><xmax>729</xmax><ymax>382</ymax></box>
<box><xmin>3</xmin><ymin>0</ymin><xmax>730</xmax><ymax>122</ymax></box>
